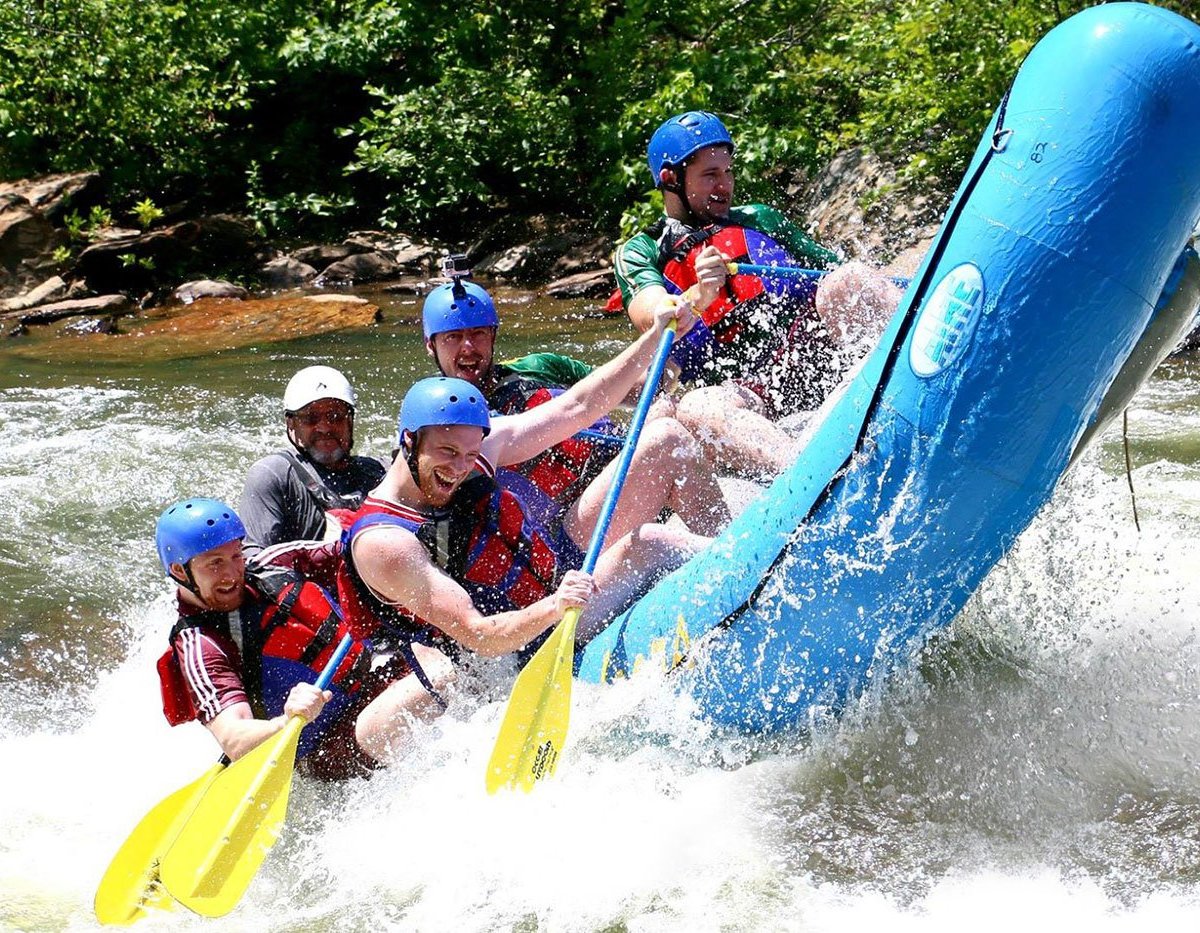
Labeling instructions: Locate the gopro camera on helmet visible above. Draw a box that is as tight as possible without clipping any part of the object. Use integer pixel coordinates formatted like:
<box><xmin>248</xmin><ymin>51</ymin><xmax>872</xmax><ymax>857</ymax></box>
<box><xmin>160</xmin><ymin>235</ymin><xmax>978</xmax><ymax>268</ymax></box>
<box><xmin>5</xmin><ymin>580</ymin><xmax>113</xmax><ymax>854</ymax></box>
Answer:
<box><xmin>441</xmin><ymin>253</ymin><xmax>472</xmax><ymax>281</ymax></box>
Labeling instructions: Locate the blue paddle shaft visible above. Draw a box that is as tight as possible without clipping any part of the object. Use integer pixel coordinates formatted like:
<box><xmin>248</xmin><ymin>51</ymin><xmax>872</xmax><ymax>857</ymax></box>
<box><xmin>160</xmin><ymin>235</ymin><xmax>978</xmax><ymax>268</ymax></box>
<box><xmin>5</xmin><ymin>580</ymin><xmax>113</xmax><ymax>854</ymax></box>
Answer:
<box><xmin>579</xmin><ymin>325</ymin><xmax>677</xmax><ymax>574</ymax></box>
<box><xmin>733</xmin><ymin>262</ymin><xmax>910</xmax><ymax>288</ymax></box>
<box><xmin>313</xmin><ymin>634</ymin><xmax>353</xmax><ymax>692</ymax></box>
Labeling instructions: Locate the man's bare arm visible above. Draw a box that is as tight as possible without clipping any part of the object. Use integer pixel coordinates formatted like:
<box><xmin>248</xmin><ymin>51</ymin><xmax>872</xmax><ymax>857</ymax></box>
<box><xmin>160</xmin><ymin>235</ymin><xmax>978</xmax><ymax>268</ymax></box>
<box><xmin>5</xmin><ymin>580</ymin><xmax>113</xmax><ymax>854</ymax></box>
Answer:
<box><xmin>353</xmin><ymin>528</ymin><xmax>588</xmax><ymax>657</ymax></box>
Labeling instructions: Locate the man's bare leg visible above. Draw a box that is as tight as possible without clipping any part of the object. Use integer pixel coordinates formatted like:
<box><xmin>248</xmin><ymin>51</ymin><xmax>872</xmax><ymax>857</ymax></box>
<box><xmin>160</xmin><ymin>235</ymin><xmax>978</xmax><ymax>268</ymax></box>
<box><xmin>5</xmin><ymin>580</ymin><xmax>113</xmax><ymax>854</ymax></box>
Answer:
<box><xmin>355</xmin><ymin>642</ymin><xmax>456</xmax><ymax>765</ymax></box>
<box><xmin>816</xmin><ymin>260</ymin><xmax>903</xmax><ymax>348</ymax></box>
<box><xmin>675</xmin><ymin>382</ymin><xmax>799</xmax><ymax>479</ymax></box>
<box><xmin>563</xmin><ymin>416</ymin><xmax>731</xmax><ymax>549</ymax></box>
<box><xmin>576</xmin><ymin>523</ymin><xmax>708</xmax><ymax>640</ymax></box>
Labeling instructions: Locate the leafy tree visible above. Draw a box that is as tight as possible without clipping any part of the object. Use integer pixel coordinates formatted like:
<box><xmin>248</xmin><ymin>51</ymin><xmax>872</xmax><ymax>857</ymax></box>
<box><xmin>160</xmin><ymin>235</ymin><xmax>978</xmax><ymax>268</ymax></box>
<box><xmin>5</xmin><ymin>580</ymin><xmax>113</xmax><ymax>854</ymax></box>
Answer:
<box><xmin>2</xmin><ymin>0</ymin><xmax>1195</xmax><ymax>239</ymax></box>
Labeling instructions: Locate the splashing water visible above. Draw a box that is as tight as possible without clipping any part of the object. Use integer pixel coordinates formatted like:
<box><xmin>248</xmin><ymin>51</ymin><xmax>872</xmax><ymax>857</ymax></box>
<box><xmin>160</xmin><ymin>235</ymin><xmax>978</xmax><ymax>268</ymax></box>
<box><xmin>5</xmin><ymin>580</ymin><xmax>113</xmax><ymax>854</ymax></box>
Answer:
<box><xmin>2</xmin><ymin>302</ymin><xmax>1199</xmax><ymax>930</ymax></box>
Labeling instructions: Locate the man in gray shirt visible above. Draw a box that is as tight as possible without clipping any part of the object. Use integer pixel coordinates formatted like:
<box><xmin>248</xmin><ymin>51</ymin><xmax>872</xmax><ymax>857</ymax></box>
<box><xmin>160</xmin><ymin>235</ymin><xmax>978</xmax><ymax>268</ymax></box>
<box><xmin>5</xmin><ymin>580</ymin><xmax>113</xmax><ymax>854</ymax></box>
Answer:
<box><xmin>240</xmin><ymin>365</ymin><xmax>387</xmax><ymax>558</ymax></box>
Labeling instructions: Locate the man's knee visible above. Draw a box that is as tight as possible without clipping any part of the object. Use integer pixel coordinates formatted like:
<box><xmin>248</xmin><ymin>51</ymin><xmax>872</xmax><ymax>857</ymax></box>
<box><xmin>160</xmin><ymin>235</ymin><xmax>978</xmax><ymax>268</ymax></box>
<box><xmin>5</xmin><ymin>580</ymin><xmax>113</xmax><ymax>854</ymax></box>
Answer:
<box><xmin>639</xmin><ymin>416</ymin><xmax>704</xmax><ymax>464</ymax></box>
<box><xmin>817</xmin><ymin>261</ymin><xmax>900</xmax><ymax>344</ymax></box>
<box><xmin>676</xmin><ymin>383</ymin><xmax>763</xmax><ymax>423</ymax></box>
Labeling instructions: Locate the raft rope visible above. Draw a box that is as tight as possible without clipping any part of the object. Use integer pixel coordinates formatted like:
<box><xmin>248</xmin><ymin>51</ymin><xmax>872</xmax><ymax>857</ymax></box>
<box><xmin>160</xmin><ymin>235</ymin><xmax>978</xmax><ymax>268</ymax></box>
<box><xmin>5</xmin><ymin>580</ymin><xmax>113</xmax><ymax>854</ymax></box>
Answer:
<box><xmin>1122</xmin><ymin>409</ymin><xmax>1141</xmax><ymax>531</ymax></box>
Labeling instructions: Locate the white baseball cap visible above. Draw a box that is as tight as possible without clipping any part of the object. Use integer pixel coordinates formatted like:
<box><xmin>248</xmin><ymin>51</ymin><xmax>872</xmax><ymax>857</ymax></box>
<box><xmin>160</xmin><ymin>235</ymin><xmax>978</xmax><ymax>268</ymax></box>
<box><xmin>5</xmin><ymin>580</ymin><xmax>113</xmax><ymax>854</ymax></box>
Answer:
<box><xmin>283</xmin><ymin>365</ymin><xmax>356</xmax><ymax>413</ymax></box>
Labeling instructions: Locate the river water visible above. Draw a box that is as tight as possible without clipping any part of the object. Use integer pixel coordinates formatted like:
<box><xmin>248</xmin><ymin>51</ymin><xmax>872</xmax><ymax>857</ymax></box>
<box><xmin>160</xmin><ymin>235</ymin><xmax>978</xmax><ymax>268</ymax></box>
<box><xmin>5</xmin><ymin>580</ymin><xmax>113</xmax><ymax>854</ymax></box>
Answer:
<box><xmin>2</xmin><ymin>287</ymin><xmax>1199</xmax><ymax>930</ymax></box>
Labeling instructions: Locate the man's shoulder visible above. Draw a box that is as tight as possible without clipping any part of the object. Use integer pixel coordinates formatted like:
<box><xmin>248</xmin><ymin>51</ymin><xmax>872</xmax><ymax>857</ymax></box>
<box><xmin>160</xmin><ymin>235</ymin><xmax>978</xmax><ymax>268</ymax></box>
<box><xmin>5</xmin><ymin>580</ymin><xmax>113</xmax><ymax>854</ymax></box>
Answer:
<box><xmin>171</xmin><ymin>601</ymin><xmax>239</xmax><ymax>651</ymax></box>
<box><xmin>616</xmin><ymin>226</ymin><xmax>658</xmax><ymax>253</ymax></box>
<box><xmin>498</xmin><ymin>353</ymin><xmax>591</xmax><ymax>388</ymax></box>
<box><xmin>243</xmin><ymin>449</ymin><xmax>297</xmax><ymax>484</ymax></box>
<box><xmin>729</xmin><ymin>203</ymin><xmax>788</xmax><ymax>230</ymax></box>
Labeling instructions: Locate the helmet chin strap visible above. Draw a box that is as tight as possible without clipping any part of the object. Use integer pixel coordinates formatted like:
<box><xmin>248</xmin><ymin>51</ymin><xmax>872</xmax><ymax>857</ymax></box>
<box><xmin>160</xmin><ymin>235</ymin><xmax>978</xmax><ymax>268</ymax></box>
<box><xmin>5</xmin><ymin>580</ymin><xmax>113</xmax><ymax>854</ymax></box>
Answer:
<box><xmin>403</xmin><ymin>429</ymin><xmax>422</xmax><ymax>485</ymax></box>
<box><xmin>170</xmin><ymin>562</ymin><xmax>203</xmax><ymax>599</ymax></box>
<box><xmin>661</xmin><ymin>163</ymin><xmax>685</xmax><ymax>196</ymax></box>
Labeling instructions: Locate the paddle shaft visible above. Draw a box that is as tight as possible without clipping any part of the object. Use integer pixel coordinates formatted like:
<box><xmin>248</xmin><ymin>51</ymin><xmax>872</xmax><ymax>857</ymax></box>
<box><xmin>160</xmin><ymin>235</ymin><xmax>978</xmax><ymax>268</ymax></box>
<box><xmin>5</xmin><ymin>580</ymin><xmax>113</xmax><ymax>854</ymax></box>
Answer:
<box><xmin>727</xmin><ymin>261</ymin><xmax>910</xmax><ymax>288</ymax></box>
<box><xmin>166</xmin><ymin>633</ymin><xmax>352</xmax><ymax>896</ymax></box>
<box><xmin>579</xmin><ymin>318</ymin><xmax>678</xmax><ymax>571</ymax></box>
<box><xmin>483</xmin><ymin>316</ymin><xmax>683</xmax><ymax>793</ymax></box>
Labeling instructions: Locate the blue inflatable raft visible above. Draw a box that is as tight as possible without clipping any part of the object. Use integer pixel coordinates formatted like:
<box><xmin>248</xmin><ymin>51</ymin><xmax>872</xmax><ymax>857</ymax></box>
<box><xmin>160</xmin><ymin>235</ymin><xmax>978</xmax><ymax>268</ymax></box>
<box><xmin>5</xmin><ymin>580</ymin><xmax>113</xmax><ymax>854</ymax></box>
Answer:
<box><xmin>578</xmin><ymin>2</ymin><xmax>1200</xmax><ymax>730</ymax></box>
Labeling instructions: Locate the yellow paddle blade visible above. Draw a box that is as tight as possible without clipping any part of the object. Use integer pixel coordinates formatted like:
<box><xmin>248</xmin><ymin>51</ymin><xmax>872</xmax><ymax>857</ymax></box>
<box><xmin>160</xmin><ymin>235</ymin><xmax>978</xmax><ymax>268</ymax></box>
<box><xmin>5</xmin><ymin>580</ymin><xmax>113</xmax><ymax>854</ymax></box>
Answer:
<box><xmin>94</xmin><ymin>762</ymin><xmax>225</xmax><ymax>926</ymax></box>
<box><xmin>158</xmin><ymin>720</ymin><xmax>303</xmax><ymax>918</ymax></box>
<box><xmin>486</xmin><ymin>608</ymin><xmax>579</xmax><ymax>793</ymax></box>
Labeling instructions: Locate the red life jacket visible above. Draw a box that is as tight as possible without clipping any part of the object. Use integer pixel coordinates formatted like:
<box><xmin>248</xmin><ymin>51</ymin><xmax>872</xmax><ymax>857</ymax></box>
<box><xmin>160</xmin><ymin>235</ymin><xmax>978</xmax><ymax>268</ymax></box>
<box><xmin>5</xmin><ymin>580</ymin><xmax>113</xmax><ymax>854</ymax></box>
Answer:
<box><xmin>658</xmin><ymin>222</ymin><xmax>839</xmax><ymax>412</ymax></box>
<box><xmin>337</xmin><ymin>474</ymin><xmax>579</xmax><ymax>648</ymax></box>
<box><xmin>488</xmin><ymin>370</ymin><xmax>621</xmax><ymax>510</ymax></box>
<box><xmin>157</xmin><ymin>566</ymin><xmax>369</xmax><ymax>755</ymax></box>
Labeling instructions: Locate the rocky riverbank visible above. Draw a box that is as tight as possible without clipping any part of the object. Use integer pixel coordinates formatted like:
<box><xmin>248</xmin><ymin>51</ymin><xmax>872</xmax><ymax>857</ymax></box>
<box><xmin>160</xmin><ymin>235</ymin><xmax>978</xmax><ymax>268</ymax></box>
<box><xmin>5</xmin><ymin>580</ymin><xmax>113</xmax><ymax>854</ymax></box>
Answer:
<box><xmin>0</xmin><ymin>149</ymin><xmax>941</xmax><ymax>344</ymax></box>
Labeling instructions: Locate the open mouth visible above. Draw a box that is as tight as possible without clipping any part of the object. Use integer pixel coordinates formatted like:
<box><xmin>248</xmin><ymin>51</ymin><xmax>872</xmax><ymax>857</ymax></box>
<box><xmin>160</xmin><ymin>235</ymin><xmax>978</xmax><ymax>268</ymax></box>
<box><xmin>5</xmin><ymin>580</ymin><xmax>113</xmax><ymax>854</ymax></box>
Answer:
<box><xmin>454</xmin><ymin>359</ymin><xmax>482</xmax><ymax>380</ymax></box>
<box><xmin>430</xmin><ymin>467</ymin><xmax>459</xmax><ymax>496</ymax></box>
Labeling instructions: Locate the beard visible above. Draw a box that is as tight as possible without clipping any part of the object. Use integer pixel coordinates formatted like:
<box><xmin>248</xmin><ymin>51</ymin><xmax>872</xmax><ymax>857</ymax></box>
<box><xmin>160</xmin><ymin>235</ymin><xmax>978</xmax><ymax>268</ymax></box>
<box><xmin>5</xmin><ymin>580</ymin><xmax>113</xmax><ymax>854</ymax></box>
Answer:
<box><xmin>307</xmin><ymin>443</ymin><xmax>349</xmax><ymax>467</ymax></box>
<box><xmin>415</xmin><ymin>461</ymin><xmax>461</xmax><ymax>508</ymax></box>
<box><xmin>199</xmin><ymin>583</ymin><xmax>244</xmax><ymax>612</ymax></box>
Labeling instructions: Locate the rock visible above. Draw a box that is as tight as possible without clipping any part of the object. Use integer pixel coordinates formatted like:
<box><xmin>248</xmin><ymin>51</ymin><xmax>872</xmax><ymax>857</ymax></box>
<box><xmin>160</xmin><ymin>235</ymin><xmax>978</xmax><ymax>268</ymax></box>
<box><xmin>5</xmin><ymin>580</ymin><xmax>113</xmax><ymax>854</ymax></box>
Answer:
<box><xmin>0</xmin><ymin>195</ymin><xmax>57</xmax><ymax>272</ymax></box>
<box><xmin>476</xmin><ymin>230</ymin><xmax>592</xmax><ymax>284</ymax></box>
<box><xmin>6</xmin><ymin>294</ymin><xmax>383</xmax><ymax>363</ymax></box>
<box><xmin>0</xmin><ymin>172</ymin><xmax>102</xmax><ymax>222</ymax></box>
<box><xmin>545</xmin><ymin>268</ymin><xmax>616</xmax><ymax>299</ymax></box>
<box><xmin>302</xmin><ymin>293</ymin><xmax>370</xmax><ymax>305</ymax></box>
<box><xmin>786</xmin><ymin>147</ymin><xmax>943</xmax><ymax>264</ymax></box>
<box><xmin>62</xmin><ymin>316</ymin><xmax>118</xmax><ymax>335</ymax></box>
<box><xmin>344</xmin><ymin>231</ymin><xmax>441</xmax><ymax>271</ymax></box>
<box><xmin>292</xmin><ymin>243</ymin><xmax>366</xmax><ymax>267</ymax></box>
<box><xmin>466</xmin><ymin>214</ymin><xmax>591</xmax><ymax>268</ymax></box>
<box><xmin>381</xmin><ymin>280</ymin><xmax>436</xmax><ymax>296</ymax></box>
<box><xmin>75</xmin><ymin>214</ymin><xmax>263</xmax><ymax>293</ymax></box>
<box><xmin>10</xmin><ymin>293</ymin><xmax>130</xmax><ymax>325</ymax></box>
<box><xmin>261</xmin><ymin>256</ymin><xmax>318</xmax><ymax>287</ymax></box>
<box><xmin>0</xmin><ymin>275</ymin><xmax>68</xmax><ymax>313</ymax></box>
<box><xmin>393</xmin><ymin>242</ymin><xmax>440</xmax><ymax>272</ymax></box>
<box><xmin>548</xmin><ymin>235</ymin><xmax>614</xmax><ymax>278</ymax></box>
<box><xmin>316</xmin><ymin>250</ymin><xmax>402</xmax><ymax>284</ymax></box>
<box><xmin>174</xmin><ymin>280</ymin><xmax>249</xmax><ymax>304</ymax></box>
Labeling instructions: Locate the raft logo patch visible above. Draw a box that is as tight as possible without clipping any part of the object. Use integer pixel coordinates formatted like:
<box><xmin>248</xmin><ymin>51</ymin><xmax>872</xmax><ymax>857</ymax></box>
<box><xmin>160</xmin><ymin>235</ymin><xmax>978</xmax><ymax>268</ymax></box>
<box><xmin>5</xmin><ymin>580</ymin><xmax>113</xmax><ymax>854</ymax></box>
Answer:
<box><xmin>910</xmin><ymin>263</ymin><xmax>985</xmax><ymax>377</ymax></box>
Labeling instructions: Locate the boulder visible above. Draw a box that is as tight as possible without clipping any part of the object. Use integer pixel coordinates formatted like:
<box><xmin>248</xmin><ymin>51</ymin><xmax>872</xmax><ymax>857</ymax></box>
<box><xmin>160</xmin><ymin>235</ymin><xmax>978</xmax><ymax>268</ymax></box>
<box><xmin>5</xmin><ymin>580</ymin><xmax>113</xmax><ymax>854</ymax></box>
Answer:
<box><xmin>545</xmin><ymin>268</ymin><xmax>616</xmax><ymax>299</ymax></box>
<box><xmin>62</xmin><ymin>316</ymin><xmax>119</xmax><ymax>335</ymax></box>
<box><xmin>548</xmin><ymin>235</ymin><xmax>614</xmax><ymax>278</ymax></box>
<box><xmin>466</xmin><ymin>214</ymin><xmax>591</xmax><ymax>269</ymax></box>
<box><xmin>0</xmin><ymin>195</ymin><xmax>57</xmax><ymax>272</ymax></box>
<box><xmin>785</xmin><ymin>147</ymin><xmax>943</xmax><ymax>264</ymax></box>
<box><xmin>174</xmin><ymin>280</ymin><xmax>249</xmax><ymax>304</ymax></box>
<box><xmin>316</xmin><ymin>250</ymin><xmax>402</xmax><ymax>284</ymax></box>
<box><xmin>344</xmin><ymin>230</ymin><xmax>441</xmax><ymax>271</ymax></box>
<box><xmin>292</xmin><ymin>243</ymin><xmax>366</xmax><ymax>267</ymax></box>
<box><xmin>9</xmin><ymin>293</ymin><xmax>130</xmax><ymax>325</ymax></box>
<box><xmin>476</xmin><ymin>230</ymin><xmax>592</xmax><ymax>284</ymax></box>
<box><xmin>75</xmin><ymin>214</ymin><xmax>263</xmax><ymax>293</ymax></box>
<box><xmin>261</xmin><ymin>256</ymin><xmax>318</xmax><ymax>287</ymax></box>
<box><xmin>0</xmin><ymin>275</ymin><xmax>68</xmax><ymax>313</ymax></box>
<box><xmin>0</xmin><ymin>172</ymin><xmax>102</xmax><ymax>221</ymax></box>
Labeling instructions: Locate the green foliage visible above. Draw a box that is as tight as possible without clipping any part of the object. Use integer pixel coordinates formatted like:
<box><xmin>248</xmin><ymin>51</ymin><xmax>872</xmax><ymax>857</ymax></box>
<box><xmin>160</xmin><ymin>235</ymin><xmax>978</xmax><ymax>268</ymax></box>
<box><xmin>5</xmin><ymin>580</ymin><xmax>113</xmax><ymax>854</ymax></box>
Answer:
<box><xmin>131</xmin><ymin>198</ymin><xmax>165</xmax><ymax>229</ymax></box>
<box><xmin>63</xmin><ymin>205</ymin><xmax>113</xmax><ymax>240</ymax></box>
<box><xmin>347</xmin><ymin>67</ymin><xmax>575</xmax><ymax>228</ymax></box>
<box><xmin>119</xmin><ymin>253</ymin><xmax>156</xmax><ymax>271</ymax></box>
<box><xmin>0</xmin><ymin>0</ymin><xmax>296</xmax><ymax>192</ymax></box>
<box><xmin>3</xmin><ymin>0</ymin><xmax>1195</xmax><ymax>237</ymax></box>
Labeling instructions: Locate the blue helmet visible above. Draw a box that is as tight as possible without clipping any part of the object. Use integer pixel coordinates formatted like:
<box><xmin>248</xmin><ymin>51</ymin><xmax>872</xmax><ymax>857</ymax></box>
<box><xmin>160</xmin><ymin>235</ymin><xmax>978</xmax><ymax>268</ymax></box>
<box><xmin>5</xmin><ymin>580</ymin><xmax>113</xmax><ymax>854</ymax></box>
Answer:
<box><xmin>647</xmin><ymin>111</ymin><xmax>734</xmax><ymax>187</ymax></box>
<box><xmin>398</xmin><ymin>377</ymin><xmax>491</xmax><ymax>443</ymax></box>
<box><xmin>422</xmin><ymin>281</ymin><xmax>499</xmax><ymax>341</ymax></box>
<box><xmin>155</xmin><ymin>498</ymin><xmax>245</xmax><ymax>574</ymax></box>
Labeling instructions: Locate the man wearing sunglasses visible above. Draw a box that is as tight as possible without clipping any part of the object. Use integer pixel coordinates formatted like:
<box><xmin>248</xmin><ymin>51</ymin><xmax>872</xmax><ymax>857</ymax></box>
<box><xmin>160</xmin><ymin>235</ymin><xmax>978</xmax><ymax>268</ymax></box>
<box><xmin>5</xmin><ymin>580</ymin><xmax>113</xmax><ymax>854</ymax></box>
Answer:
<box><xmin>240</xmin><ymin>365</ymin><xmax>387</xmax><ymax>557</ymax></box>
